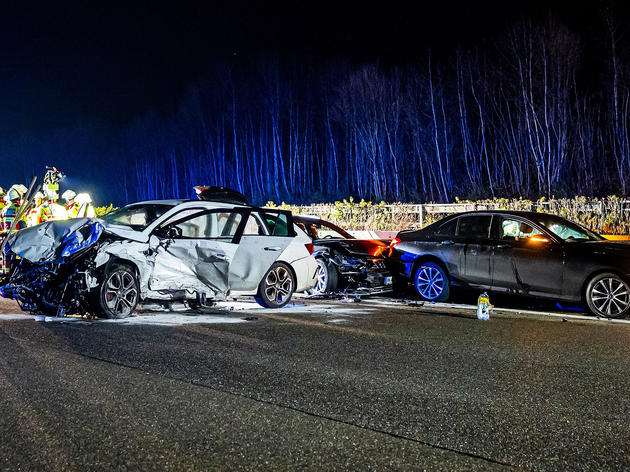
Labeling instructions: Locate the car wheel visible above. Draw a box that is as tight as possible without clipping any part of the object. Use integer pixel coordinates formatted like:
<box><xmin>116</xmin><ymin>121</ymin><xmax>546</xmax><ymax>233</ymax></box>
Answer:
<box><xmin>309</xmin><ymin>258</ymin><xmax>339</xmax><ymax>295</ymax></box>
<box><xmin>414</xmin><ymin>261</ymin><xmax>450</xmax><ymax>302</ymax></box>
<box><xmin>586</xmin><ymin>273</ymin><xmax>630</xmax><ymax>318</ymax></box>
<box><xmin>94</xmin><ymin>263</ymin><xmax>139</xmax><ymax>319</ymax></box>
<box><xmin>255</xmin><ymin>262</ymin><xmax>295</xmax><ymax>308</ymax></box>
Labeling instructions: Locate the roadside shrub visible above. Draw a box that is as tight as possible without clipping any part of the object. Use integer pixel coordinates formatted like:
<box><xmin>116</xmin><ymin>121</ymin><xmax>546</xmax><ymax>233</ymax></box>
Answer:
<box><xmin>267</xmin><ymin>196</ymin><xmax>630</xmax><ymax>234</ymax></box>
<box><xmin>94</xmin><ymin>204</ymin><xmax>118</xmax><ymax>217</ymax></box>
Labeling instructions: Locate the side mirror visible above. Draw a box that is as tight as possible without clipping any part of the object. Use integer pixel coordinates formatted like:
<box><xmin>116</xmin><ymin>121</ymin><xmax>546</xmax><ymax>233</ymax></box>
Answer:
<box><xmin>526</xmin><ymin>235</ymin><xmax>551</xmax><ymax>245</ymax></box>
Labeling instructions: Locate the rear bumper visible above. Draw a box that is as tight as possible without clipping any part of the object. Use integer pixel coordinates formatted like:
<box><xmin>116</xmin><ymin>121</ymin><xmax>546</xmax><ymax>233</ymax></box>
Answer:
<box><xmin>292</xmin><ymin>255</ymin><xmax>318</xmax><ymax>292</ymax></box>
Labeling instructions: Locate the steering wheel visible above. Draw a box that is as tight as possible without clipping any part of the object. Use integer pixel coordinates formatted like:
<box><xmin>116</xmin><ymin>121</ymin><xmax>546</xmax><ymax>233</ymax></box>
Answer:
<box><xmin>323</xmin><ymin>234</ymin><xmax>335</xmax><ymax>239</ymax></box>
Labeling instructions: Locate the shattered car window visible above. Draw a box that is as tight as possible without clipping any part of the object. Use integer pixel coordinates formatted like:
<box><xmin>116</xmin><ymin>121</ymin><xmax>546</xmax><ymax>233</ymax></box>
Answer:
<box><xmin>101</xmin><ymin>204</ymin><xmax>174</xmax><ymax>231</ymax></box>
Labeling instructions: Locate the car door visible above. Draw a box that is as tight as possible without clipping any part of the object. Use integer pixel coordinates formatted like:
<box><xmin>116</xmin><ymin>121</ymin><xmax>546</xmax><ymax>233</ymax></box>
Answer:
<box><xmin>432</xmin><ymin>217</ymin><xmax>466</xmax><ymax>282</ymax></box>
<box><xmin>457</xmin><ymin>214</ymin><xmax>494</xmax><ymax>287</ymax></box>
<box><xmin>491</xmin><ymin>215</ymin><xmax>564</xmax><ymax>296</ymax></box>
<box><xmin>229</xmin><ymin>210</ymin><xmax>295</xmax><ymax>291</ymax></box>
<box><xmin>148</xmin><ymin>208</ymin><xmax>245</xmax><ymax>298</ymax></box>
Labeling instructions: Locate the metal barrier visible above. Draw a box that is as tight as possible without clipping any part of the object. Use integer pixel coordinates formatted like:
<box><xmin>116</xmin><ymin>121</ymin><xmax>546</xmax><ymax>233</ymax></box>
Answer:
<box><xmin>290</xmin><ymin>199</ymin><xmax>630</xmax><ymax>232</ymax></box>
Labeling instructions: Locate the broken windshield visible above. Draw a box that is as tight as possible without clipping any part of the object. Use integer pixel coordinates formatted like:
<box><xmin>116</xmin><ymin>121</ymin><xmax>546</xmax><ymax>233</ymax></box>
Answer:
<box><xmin>101</xmin><ymin>203</ymin><xmax>175</xmax><ymax>231</ymax></box>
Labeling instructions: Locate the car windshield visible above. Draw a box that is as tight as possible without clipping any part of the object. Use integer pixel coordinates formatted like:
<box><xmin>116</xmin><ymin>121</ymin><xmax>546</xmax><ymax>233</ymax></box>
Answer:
<box><xmin>533</xmin><ymin>215</ymin><xmax>603</xmax><ymax>242</ymax></box>
<box><xmin>101</xmin><ymin>203</ymin><xmax>175</xmax><ymax>231</ymax></box>
<box><xmin>297</xmin><ymin>219</ymin><xmax>353</xmax><ymax>240</ymax></box>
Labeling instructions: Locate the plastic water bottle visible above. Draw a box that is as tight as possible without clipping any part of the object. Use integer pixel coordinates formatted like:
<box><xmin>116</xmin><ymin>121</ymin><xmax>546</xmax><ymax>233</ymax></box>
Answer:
<box><xmin>477</xmin><ymin>292</ymin><xmax>491</xmax><ymax>320</ymax></box>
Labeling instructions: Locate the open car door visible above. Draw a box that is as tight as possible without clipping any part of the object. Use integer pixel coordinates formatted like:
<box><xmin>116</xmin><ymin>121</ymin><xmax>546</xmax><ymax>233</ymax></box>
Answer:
<box><xmin>148</xmin><ymin>208</ymin><xmax>246</xmax><ymax>299</ymax></box>
<box><xmin>229</xmin><ymin>209</ymin><xmax>296</xmax><ymax>292</ymax></box>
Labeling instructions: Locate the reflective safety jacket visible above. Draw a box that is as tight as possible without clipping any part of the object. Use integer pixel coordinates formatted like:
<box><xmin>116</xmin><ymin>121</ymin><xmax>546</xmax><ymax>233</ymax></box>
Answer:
<box><xmin>0</xmin><ymin>202</ymin><xmax>25</xmax><ymax>233</ymax></box>
<box><xmin>25</xmin><ymin>206</ymin><xmax>44</xmax><ymax>227</ymax></box>
<box><xmin>40</xmin><ymin>203</ymin><xmax>68</xmax><ymax>222</ymax></box>
<box><xmin>66</xmin><ymin>201</ymin><xmax>80</xmax><ymax>218</ymax></box>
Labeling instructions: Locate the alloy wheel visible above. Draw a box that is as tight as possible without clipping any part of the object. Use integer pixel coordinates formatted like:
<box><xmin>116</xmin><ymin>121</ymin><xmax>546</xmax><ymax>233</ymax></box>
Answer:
<box><xmin>313</xmin><ymin>260</ymin><xmax>328</xmax><ymax>294</ymax></box>
<box><xmin>415</xmin><ymin>265</ymin><xmax>445</xmax><ymax>300</ymax></box>
<box><xmin>590</xmin><ymin>277</ymin><xmax>630</xmax><ymax>317</ymax></box>
<box><xmin>264</xmin><ymin>265</ymin><xmax>294</xmax><ymax>304</ymax></box>
<box><xmin>104</xmin><ymin>270</ymin><xmax>138</xmax><ymax>317</ymax></box>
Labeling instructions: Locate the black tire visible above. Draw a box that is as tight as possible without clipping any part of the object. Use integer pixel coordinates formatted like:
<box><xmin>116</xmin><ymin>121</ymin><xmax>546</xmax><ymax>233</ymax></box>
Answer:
<box><xmin>413</xmin><ymin>261</ymin><xmax>450</xmax><ymax>302</ymax></box>
<box><xmin>255</xmin><ymin>262</ymin><xmax>295</xmax><ymax>308</ymax></box>
<box><xmin>585</xmin><ymin>272</ymin><xmax>630</xmax><ymax>318</ymax></box>
<box><xmin>308</xmin><ymin>258</ymin><xmax>339</xmax><ymax>295</ymax></box>
<box><xmin>93</xmin><ymin>263</ymin><xmax>140</xmax><ymax>319</ymax></box>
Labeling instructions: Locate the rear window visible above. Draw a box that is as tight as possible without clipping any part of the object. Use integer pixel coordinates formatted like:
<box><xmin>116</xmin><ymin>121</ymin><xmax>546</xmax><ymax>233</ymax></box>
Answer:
<box><xmin>435</xmin><ymin>219</ymin><xmax>457</xmax><ymax>236</ymax></box>
<box><xmin>458</xmin><ymin>215</ymin><xmax>492</xmax><ymax>238</ymax></box>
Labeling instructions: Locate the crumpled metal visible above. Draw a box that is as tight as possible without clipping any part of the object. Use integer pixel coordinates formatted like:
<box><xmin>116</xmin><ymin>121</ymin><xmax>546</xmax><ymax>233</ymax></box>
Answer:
<box><xmin>5</xmin><ymin>218</ymin><xmax>95</xmax><ymax>263</ymax></box>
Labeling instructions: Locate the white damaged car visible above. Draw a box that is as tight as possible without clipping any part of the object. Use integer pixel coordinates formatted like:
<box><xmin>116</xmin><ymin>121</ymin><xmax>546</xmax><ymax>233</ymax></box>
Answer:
<box><xmin>0</xmin><ymin>199</ymin><xmax>317</xmax><ymax>318</ymax></box>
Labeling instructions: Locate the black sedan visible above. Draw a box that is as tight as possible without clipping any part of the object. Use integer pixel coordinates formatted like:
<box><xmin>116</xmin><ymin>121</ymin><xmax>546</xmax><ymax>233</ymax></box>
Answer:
<box><xmin>390</xmin><ymin>210</ymin><xmax>630</xmax><ymax>318</ymax></box>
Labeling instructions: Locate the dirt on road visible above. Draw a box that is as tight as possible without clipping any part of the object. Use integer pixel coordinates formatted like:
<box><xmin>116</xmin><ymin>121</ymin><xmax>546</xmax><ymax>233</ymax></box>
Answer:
<box><xmin>0</xmin><ymin>297</ymin><xmax>23</xmax><ymax>314</ymax></box>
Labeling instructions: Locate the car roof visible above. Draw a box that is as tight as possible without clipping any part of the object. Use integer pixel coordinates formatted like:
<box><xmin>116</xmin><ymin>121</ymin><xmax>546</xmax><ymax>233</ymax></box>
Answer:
<box><xmin>131</xmin><ymin>199</ymin><xmax>250</xmax><ymax>209</ymax></box>
<box><xmin>127</xmin><ymin>199</ymin><xmax>294</xmax><ymax>213</ymax></box>
<box><xmin>441</xmin><ymin>210</ymin><xmax>552</xmax><ymax>219</ymax></box>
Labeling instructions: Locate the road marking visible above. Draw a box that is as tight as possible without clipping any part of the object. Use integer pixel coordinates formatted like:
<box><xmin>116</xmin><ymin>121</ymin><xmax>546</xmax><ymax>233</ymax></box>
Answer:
<box><xmin>358</xmin><ymin>299</ymin><xmax>630</xmax><ymax>324</ymax></box>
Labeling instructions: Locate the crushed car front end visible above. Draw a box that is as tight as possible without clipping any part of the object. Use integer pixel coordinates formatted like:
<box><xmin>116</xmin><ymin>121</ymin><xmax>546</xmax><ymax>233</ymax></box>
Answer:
<box><xmin>0</xmin><ymin>219</ymin><xmax>105</xmax><ymax>316</ymax></box>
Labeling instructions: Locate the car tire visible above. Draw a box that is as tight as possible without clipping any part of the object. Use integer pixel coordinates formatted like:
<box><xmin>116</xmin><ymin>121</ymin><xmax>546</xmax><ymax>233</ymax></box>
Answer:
<box><xmin>255</xmin><ymin>262</ymin><xmax>295</xmax><ymax>308</ymax></box>
<box><xmin>93</xmin><ymin>263</ymin><xmax>140</xmax><ymax>319</ymax></box>
<box><xmin>308</xmin><ymin>258</ymin><xmax>339</xmax><ymax>295</ymax></box>
<box><xmin>413</xmin><ymin>261</ymin><xmax>450</xmax><ymax>302</ymax></box>
<box><xmin>585</xmin><ymin>272</ymin><xmax>630</xmax><ymax>318</ymax></box>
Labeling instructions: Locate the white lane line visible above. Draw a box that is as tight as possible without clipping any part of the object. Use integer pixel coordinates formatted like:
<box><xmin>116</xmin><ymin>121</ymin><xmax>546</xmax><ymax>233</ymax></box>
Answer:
<box><xmin>358</xmin><ymin>299</ymin><xmax>630</xmax><ymax>324</ymax></box>
<box><xmin>0</xmin><ymin>313</ymin><xmax>249</xmax><ymax>325</ymax></box>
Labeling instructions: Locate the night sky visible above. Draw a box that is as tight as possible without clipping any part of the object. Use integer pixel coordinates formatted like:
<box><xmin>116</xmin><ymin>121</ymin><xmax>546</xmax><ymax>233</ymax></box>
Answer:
<box><xmin>0</xmin><ymin>1</ymin><xmax>623</xmax><ymax>139</ymax></box>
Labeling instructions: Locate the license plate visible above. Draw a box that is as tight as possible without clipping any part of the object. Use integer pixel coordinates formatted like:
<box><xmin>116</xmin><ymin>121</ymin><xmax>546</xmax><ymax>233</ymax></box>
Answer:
<box><xmin>384</xmin><ymin>276</ymin><xmax>392</xmax><ymax>285</ymax></box>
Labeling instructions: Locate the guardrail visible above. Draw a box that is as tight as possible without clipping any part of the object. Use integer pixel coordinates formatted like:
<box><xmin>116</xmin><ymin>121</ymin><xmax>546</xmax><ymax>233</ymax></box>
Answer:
<box><xmin>288</xmin><ymin>198</ymin><xmax>630</xmax><ymax>234</ymax></box>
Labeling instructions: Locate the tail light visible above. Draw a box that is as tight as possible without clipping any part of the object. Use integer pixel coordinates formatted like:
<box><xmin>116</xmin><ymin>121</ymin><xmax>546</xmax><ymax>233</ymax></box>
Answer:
<box><xmin>390</xmin><ymin>237</ymin><xmax>401</xmax><ymax>248</ymax></box>
<box><xmin>305</xmin><ymin>242</ymin><xmax>314</xmax><ymax>255</ymax></box>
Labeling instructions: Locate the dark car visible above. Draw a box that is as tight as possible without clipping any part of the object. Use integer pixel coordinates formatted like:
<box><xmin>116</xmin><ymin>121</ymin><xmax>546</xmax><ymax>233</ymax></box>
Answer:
<box><xmin>390</xmin><ymin>210</ymin><xmax>630</xmax><ymax>318</ymax></box>
<box><xmin>294</xmin><ymin>215</ymin><xmax>392</xmax><ymax>294</ymax></box>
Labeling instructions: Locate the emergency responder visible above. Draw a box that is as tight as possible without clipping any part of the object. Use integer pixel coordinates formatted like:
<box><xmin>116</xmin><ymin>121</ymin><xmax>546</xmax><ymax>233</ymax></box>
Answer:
<box><xmin>62</xmin><ymin>189</ymin><xmax>79</xmax><ymax>217</ymax></box>
<box><xmin>4</xmin><ymin>184</ymin><xmax>28</xmax><ymax>205</ymax></box>
<box><xmin>40</xmin><ymin>189</ymin><xmax>68</xmax><ymax>222</ymax></box>
<box><xmin>1</xmin><ymin>187</ymin><xmax>26</xmax><ymax>234</ymax></box>
<box><xmin>25</xmin><ymin>192</ymin><xmax>45</xmax><ymax>227</ymax></box>
<box><xmin>74</xmin><ymin>193</ymin><xmax>96</xmax><ymax>218</ymax></box>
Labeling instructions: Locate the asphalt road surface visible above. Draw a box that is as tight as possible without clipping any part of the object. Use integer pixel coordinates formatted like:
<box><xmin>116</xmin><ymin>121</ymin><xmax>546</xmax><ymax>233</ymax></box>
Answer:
<box><xmin>0</xmin><ymin>298</ymin><xmax>629</xmax><ymax>471</ymax></box>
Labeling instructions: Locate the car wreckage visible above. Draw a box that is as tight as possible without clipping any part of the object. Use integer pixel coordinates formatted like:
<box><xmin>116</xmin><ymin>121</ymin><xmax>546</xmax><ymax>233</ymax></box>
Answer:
<box><xmin>0</xmin><ymin>197</ymin><xmax>317</xmax><ymax>318</ymax></box>
<box><xmin>294</xmin><ymin>215</ymin><xmax>392</xmax><ymax>295</ymax></box>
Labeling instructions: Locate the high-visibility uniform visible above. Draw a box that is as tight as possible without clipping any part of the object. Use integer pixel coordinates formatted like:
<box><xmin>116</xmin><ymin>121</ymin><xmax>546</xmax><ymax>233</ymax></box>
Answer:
<box><xmin>0</xmin><ymin>202</ymin><xmax>25</xmax><ymax>234</ymax></box>
<box><xmin>25</xmin><ymin>205</ymin><xmax>44</xmax><ymax>227</ymax></box>
<box><xmin>40</xmin><ymin>203</ymin><xmax>68</xmax><ymax>222</ymax></box>
<box><xmin>66</xmin><ymin>201</ymin><xmax>80</xmax><ymax>218</ymax></box>
<box><xmin>0</xmin><ymin>201</ymin><xmax>24</xmax><ymax>275</ymax></box>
